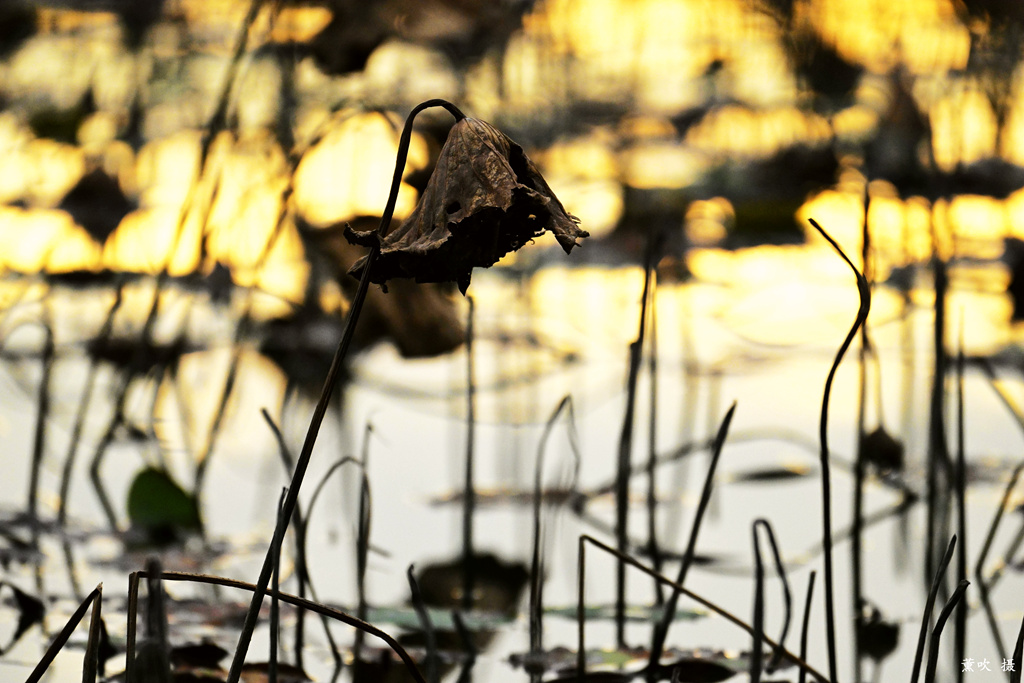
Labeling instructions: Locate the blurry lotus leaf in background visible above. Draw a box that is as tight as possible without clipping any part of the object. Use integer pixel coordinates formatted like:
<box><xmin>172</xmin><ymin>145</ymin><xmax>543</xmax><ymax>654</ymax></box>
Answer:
<box><xmin>126</xmin><ymin>467</ymin><xmax>202</xmax><ymax>546</ymax></box>
<box><xmin>346</xmin><ymin>117</ymin><xmax>588</xmax><ymax>294</ymax></box>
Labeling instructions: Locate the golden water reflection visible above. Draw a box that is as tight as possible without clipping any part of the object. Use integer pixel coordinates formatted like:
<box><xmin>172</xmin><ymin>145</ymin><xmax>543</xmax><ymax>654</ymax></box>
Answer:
<box><xmin>2</xmin><ymin>1</ymin><xmax>1024</xmax><ymax>353</ymax></box>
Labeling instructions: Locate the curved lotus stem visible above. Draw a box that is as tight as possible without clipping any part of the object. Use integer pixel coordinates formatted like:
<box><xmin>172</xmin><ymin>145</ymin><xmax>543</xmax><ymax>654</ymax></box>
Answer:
<box><xmin>809</xmin><ymin>217</ymin><xmax>871</xmax><ymax>683</ymax></box>
<box><xmin>224</xmin><ymin>99</ymin><xmax>465</xmax><ymax>683</ymax></box>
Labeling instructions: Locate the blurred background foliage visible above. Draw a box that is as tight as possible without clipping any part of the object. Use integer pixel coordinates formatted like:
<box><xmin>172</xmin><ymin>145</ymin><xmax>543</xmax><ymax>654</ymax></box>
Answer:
<box><xmin>0</xmin><ymin>0</ymin><xmax>1023</xmax><ymax>317</ymax></box>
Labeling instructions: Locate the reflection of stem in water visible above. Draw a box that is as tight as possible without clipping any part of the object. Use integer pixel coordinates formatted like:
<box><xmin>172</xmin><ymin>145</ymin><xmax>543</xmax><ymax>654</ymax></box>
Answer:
<box><xmin>498</xmin><ymin>269</ymin><xmax>529</xmax><ymax>490</ymax></box>
<box><xmin>125</xmin><ymin>556</ymin><xmax>173</xmax><ymax>683</ymax></box>
<box><xmin>190</xmin><ymin>19</ymin><xmax>320</xmax><ymax>495</ymax></box>
<box><xmin>926</xmin><ymin>228</ymin><xmax>953</xmax><ymax>591</ymax></box>
<box><xmin>463</xmin><ymin>295</ymin><xmax>476</xmax><ymax>612</ymax></box>
<box><xmin>978</xmin><ymin>357</ymin><xmax>1024</xmax><ymax>436</ymax></box>
<box><xmin>408</xmin><ymin>565</ymin><xmax>439</xmax><ymax>683</ymax></box>
<box><xmin>646</xmin><ymin>271</ymin><xmax>663</xmax><ymax>604</ymax></box>
<box><xmin>575</xmin><ymin>533</ymin><xmax>826</xmax><ymax>683</ymax></box>
<box><xmin>117</xmin><ymin>0</ymin><xmax>286</xmax><ymax>523</ymax></box>
<box><xmin>268</xmin><ymin>425</ymin><xmax>358</xmax><ymax>668</ymax></box>
<box><xmin>910</xmin><ymin>535</ymin><xmax>956</xmax><ymax>683</ymax></box>
<box><xmin>61</xmin><ymin>536</ymin><xmax>83</xmax><ymax>603</ymax></box>
<box><xmin>355</xmin><ymin>424</ymin><xmax>373</xmax><ymax>658</ymax></box>
<box><xmin>976</xmin><ymin>360</ymin><xmax>1024</xmax><ymax>661</ymax></box>
<box><xmin>25</xmin><ymin>315</ymin><xmax>53</xmax><ymax>613</ymax></box>
<box><xmin>583</xmin><ymin>429</ymin><xmax>918</xmax><ymax>574</ymax></box>
<box><xmin>529</xmin><ymin>396</ymin><xmax>581</xmax><ymax>661</ymax></box>
<box><xmin>224</xmin><ymin>99</ymin><xmax>466</xmax><ymax>683</ymax></box>
<box><xmin>193</xmin><ymin>178</ymin><xmax>297</xmax><ymax>505</ymax></box>
<box><xmin>0</xmin><ymin>277</ymin><xmax>37</xmax><ymax>338</ymax></box>
<box><xmin>808</xmin><ymin>497</ymin><xmax>917</xmax><ymax>566</ymax></box>
<box><xmin>647</xmin><ymin>402</ymin><xmax>736</xmax><ymax>680</ymax></box>
<box><xmin>90</xmin><ymin>374</ymin><xmax>134</xmax><ymax>532</ymax></box>
<box><xmin>263</xmin><ymin>410</ymin><xmax>306</xmax><ymax>668</ymax></box>
<box><xmin>853</xmin><ymin>193</ymin><xmax>871</xmax><ymax>683</ymax></box>
<box><xmin>452</xmin><ymin>611</ymin><xmax>477</xmax><ymax>683</ymax></box>
<box><xmin>58</xmin><ymin>282</ymin><xmax>125</xmax><ymax>527</ymax></box>
<box><xmin>706</xmin><ymin>369</ymin><xmax>723</xmax><ymax>521</ymax></box>
<box><xmin>614</xmin><ymin>230</ymin><xmax>662</xmax><ymax>647</ymax></box>
<box><xmin>136</xmin><ymin>0</ymin><xmax>263</xmax><ymax>345</ymax></box>
<box><xmin>27</xmin><ymin>317</ymin><xmax>53</xmax><ymax>526</ymax></box>
<box><xmin>651</xmin><ymin>497</ymin><xmax>916</xmax><ymax>578</ymax></box>
<box><xmin>897</xmin><ymin>219</ymin><xmax>916</xmax><ymax>576</ymax></box>
<box><xmin>663</xmin><ymin>294</ymin><xmax>696</xmax><ymax>552</ymax></box>
<box><xmin>597</xmin><ymin>426</ymin><xmax>912</xmax><ymax>498</ymax></box>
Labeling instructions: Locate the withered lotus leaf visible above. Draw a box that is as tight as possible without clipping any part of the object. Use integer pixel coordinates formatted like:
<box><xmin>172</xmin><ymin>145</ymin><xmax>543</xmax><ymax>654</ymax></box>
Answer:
<box><xmin>347</xmin><ymin>117</ymin><xmax>588</xmax><ymax>294</ymax></box>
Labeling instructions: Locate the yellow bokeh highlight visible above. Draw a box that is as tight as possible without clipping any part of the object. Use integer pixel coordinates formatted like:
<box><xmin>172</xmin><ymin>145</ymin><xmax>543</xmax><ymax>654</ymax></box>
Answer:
<box><xmin>1005</xmin><ymin>188</ymin><xmax>1024</xmax><ymax>243</ymax></box>
<box><xmin>36</xmin><ymin>9</ymin><xmax>119</xmax><ymax>33</ymax></box>
<box><xmin>947</xmin><ymin>287</ymin><xmax>1013</xmax><ymax>356</ymax></box>
<box><xmin>527</xmin><ymin>0</ymin><xmax>787</xmax><ymax>110</ymax></box>
<box><xmin>262</xmin><ymin>6</ymin><xmax>332</xmax><ymax>44</ymax></box>
<box><xmin>797</xmin><ymin>188</ymin><xmax>865</xmax><ymax>259</ymax></box>
<box><xmin>832</xmin><ymin>105</ymin><xmax>879</xmax><ymax>142</ymax></box>
<box><xmin>534</xmin><ymin>131</ymin><xmax>622</xmax><ymax>239</ymax></box>
<box><xmin>538</xmin><ymin>0</ymin><xmax>642</xmax><ymax>58</ymax></box>
<box><xmin>206</xmin><ymin>182</ymin><xmax>307</xmax><ymax>305</ymax></box>
<box><xmin>903</xmin><ymin>197</ymin><xmax>934</xmax><ymax>262</ymax></box>
<box><xmin>686</xmin><ymin>197</ymin><xmax>734</xmax><ymax>246</ymax></box>
<box><xmin>0</xmin><ymin>207</ymin><xmax>101</xmax><ymax>273</ymax></box>
<box><xmin>106</xmin><ymin>130</ymin><xmax>308</xmax><ymax>307</ymax></box>
<box><xmin>539</xmin><ymin>132</ymin><xmax>618</xmax><ymax>180</ymax></box>
<box><xmin>797</xmin><ymin>184</ymin><xmax>1015</xmax><ymax>280</ymax></box>
<box><xmin>136</xmin><ymin>131</ymin><xmax>204</xmax><ymax>209</ymax></box>
<box><xmin>293</xmin><ymin>112</ymin><xmax>427</xmax><ymax>227</ymax></box>
<box><xmin>687</xmin><ymin>106</ymin><xmax>832</xmax><ymax>158</ymax></box>
<box><xmin>543</xmin><ymin>177</ymin><xmax>622</xmax><ymax>240</ymax></box>
<box><xmin>103</xmin><ymin>207</ymin><xmax>202</xmax><ymax>276</ymax></box>
<box><xmin>948</xmin><ymin>194</ymin><xmax>1006</xmax><ymax>260</ymax></box>
<box><xmin>806</xmin><ymin>0</ymin><xmax>968</xmax><ymax>74</ymax></box>
<box><xmin>204</xmin><ymin>138</ymin><xmax>290</xmax><ymax>266</ymax></box>
<box><xmin>23</xmin><ymin>139</ymin><xmax>87</xmax><ymax>208</ymax></box>
<box><xmin>529</xmin><ymin>265</ymin><xmax>647</xmax><ymax>349</ymax></box>
<box><xmin>0</xmin><ymin>119</ymin><xmax>311</xmax><ymax>311</ymax></box>
<box><xmin>866</xmin><ymin>195</ymin><xmax>905</xmax><ymax>256</ymax></box>
<box><xmin>621</xmin><ymin>143</ymin><xmax>708</xmax><ymax>189</ymax></box>
<box><xmin>687</xmin><ymin>244</ymin><xmax>904</xmax><ymax>345</ymax></box>
<box><xmin>931</xmin><ymin>87</ymin><xmax>998</xmax><ymax>171</ymax></box>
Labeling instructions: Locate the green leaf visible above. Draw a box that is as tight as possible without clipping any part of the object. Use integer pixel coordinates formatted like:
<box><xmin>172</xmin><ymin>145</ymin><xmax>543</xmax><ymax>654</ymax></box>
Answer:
<box><xmin>364</xmin><ymin>605</ymin><xmax>515</xmax><ymax>631</ymax></box>
<box><xmin>126</xmin><ymin>467</ymin><xmax>202</xmax><ymax>537</ymax></box>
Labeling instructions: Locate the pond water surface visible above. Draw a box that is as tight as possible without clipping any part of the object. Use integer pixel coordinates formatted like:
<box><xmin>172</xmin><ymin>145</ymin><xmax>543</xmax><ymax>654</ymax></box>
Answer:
<box><xmin>1</xmin><ymin>250</ymin><xmax>1023</xmax><ymax>683</ymax></box>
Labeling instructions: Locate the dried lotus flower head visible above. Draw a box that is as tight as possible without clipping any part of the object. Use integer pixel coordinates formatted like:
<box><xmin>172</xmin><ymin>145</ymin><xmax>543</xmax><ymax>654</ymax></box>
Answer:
<box><xmin>346</xmin><ymin>116</ymin><xmax>588</xmax><ymax>294</ymax></box>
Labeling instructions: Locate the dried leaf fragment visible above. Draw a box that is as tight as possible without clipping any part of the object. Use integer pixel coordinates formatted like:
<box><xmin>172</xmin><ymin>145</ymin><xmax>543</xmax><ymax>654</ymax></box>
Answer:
<box><xmin>348</xmin><ymin>117</ymin><xmax>588</xmax><ymax>293</ymax></box>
